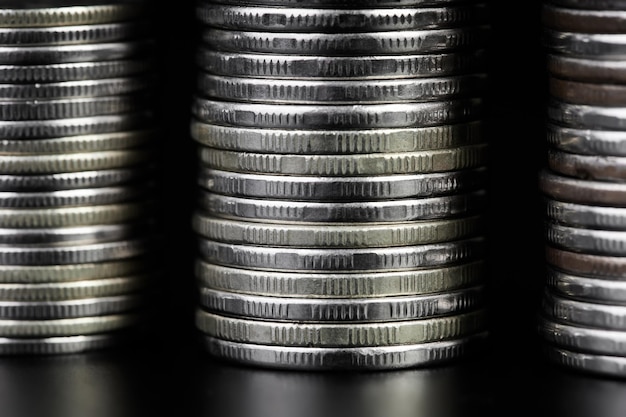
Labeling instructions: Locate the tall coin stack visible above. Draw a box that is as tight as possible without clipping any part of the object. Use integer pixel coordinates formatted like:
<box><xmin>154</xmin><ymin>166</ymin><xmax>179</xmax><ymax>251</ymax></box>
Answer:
<box><xmin>538</xmin><ymin>0</ymin><xmax>626</xmax><ymax>377</ymax></box>
<box><xmin>191</xmin><ymin>0</ymin><xmax>491</xmax><ymax>370</ymax></box>
<box><xmin>0</xmin><ymin>1</ymin><xmax>160</xmax><ymax>355</ymax></box>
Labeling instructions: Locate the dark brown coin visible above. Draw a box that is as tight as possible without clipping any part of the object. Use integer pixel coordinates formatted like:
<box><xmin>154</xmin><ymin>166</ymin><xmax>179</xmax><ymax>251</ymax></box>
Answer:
<box><xmin>539</xmin><ymin>168</ymin><xmax>626</xmax><ymax>206</ymax></box>
<box><xmin>550</xmin><ymin>76</ymin><xmax>626</xmax><ymax>106</ymax></box>
<box><xmin>542</xmin><ymin>4</ymin><xmax>626</xmax><ymax>33</ymax></box>
<box><xmin>546</xmin><ymin>246</ymin><xmax>626</xmax><ymax>278</ymax></box>
<box><xmin>547</xmin><ymin>54</ymin><xmax>626</xmax><ymax>84</ymax></box>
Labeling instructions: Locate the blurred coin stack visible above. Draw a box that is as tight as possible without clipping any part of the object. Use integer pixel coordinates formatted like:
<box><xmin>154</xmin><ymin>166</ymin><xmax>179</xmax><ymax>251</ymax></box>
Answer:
<box><xmin>0</xmin><ymin>1</ymin><xmax>160</xmax><ymax>355</ymax></box>
<box><xmin>190</xmin><ymin>0</ymin><xmax>491</xmax><ymax>370</ymax></box>
<box><xmin>538</xmin><ymin>0</ymin><xmax>626</xmax><ymax>377</ymax></box>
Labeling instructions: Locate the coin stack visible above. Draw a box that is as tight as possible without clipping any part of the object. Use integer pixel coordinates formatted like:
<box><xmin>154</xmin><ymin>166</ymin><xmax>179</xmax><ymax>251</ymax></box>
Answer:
<box><xmin>538</xmin><ymin>0</ymin><xmax>626</xmax><ymax>377</ymax></box>
<box><xmin>190</xmin><ymin>0</ymin><xmax>491</xmax><ymax>370</ymax></box>
<box><xmin>0</xmin><ymin>1</ymin><xmax>160</xmax><ymax>355</ymax></box>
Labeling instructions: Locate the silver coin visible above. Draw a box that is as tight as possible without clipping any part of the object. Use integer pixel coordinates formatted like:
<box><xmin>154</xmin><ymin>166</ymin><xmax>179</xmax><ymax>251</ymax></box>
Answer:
<box><xmin>0</xmin><ymin>94</ymin><xmax>150</xmax><ymax>121</ymax></box>
<box><xmin>0</xmin><ymin>22</ymin><xmax>150</xmax><ymax>46</ymax></box>
<box><xmin>0</xmin><ymin>112</ymin><xmax>153</xmax><ymax>139</ymax></box>
<box><xmin>197</xmin><ymin>4</ymin><xmax>487</xmax><ymax>32</ymax></box>
<box><xmin>198</xmin><ymin>144</ymin><xmax>487</xmax><ymax>176</ymax></box>
<box><xmin>544</xmin><ymin>197</ymin><xmax>626</xmax><ymax>230</ymax></box>
<box><xmin>0</xmin><ymin>167</ymin><xmax>153</xmax><ymax>191</ymax></box>
<box><xmin>545</xmin><ymin>221</ymin><xmax>626</xmax><ymax>256</ymax></box>
<box><xmin>547</xmin><ymin>0</ymin><xmax>626</xmax><ymax>11</ymax></box>
<box><xmin>0</xmin><ymin>59</ymin><xmax>151</xmax><ymax>83</ymax></box>
<box><xmin>201</xmin><ymin>26</ymin><xmax>489</xmax><ymax>55</ymax></box>
<box><xmin>548</xmin><ymin>99</ymin><xmax>626</xmax><ymax>130</ymax></box>
<box><xmin>0</xmin><ymin>39</ymin><xmax>154</xmax><ymax>65</ymax></box>
<box><xmin>0</xmin><ymin>274</ymin><xmax>151</xmax><ymax>301</ymax></box>
<box><xmin>546</xmin><ymin>122</ymin><xmax>626</xmax><ymax>156</ymax></box>
<box><xmin>0</xmin><ymin>237</ymin><xmax>153</xmax><ymax>265</ymax></box>
<box><xmin>190</xmin><ymin>119</ymin><xmax>485</xmax><ymax>154</ymax></box>
<box><xmin>0</xmin><ymin>313</ymin><xmax>141</xmax><ymax>337</ymax></box>
<box><xmin>192</xmin><ymin>97</ymin><xmax>483</xmax><ymax>129</ymax></box>
<box><xmin>547</xmin><ymin>54</ymin><xmax>626</xmax><ymax>84</ymax></box>
<box><xmin>543</xmin><ymin>29</ymin><xmax>626</xmax><ymax>59</ymax></box>
<box><xmin>0</xmin><ymin>2</ymin><xmax>146</xmax><ymax>28</ymax></box>
<box><xmin>542</xmin><ymin>3</ymin><xmax>626</xmax><ymax>33</ymax></box>
<box><xmin>199</xmin><ymin>285</ymin><xmax>485</xmax><ymax>322</ymax></box>
<box><xmin>0</xmin><ymin>333</ymin><xmax>125</xmax><ymax>355</ymax></box>
<box><xmin>546</xmin><ymin>265</ymin><xmax>626</xmax><ymax>304</ymax></box>
<box><xmin>194</xmin><ymin>258</ymin><xmax>486</xmax><ymax>298</ymax></box>
<box><xmin>197</xmin><ymin>236</ymin><xmax>485</xmax><ymax>271</ymax></box>
<box><xmin>0</xmin><ymin>222</ymin><xmax>152</xmax><ymax>245</ymax></box>
<box><xmin>544</xmin><ymin>345</ymin><xmax>626</xmax><ymax>379</ymax></box>
<box><xmin>546</xmin><ymin>246</ymin><xmax>626</xmax><ymax>279</ymax></box>
<box><xmin>0</xmin><ymin>294</ymin><xmax>144</xmax><ymax>319</ymax></box>
<box><xmin>198</xmin><ymin>190</ymin><xmax>487</xmax><ymax>223</ymax></box>
<box><xmin>547</xmin><ymin>148</ymin><xmax>626</xmax><ymax>182</ymax></box>
<box><xmin>195</xmin><ymin>49</ymin><xmax>487</xmax><ymax>80</ymax></box>
<box><xmin>539</xmin><ymin>315</ymin><xmax>626</xmax><ymax>356</ymax></box>
<box><xmin>0</xmin><ymin>76</ymin><xmax>152</xmax><ymax>100</ymax></box>
<box><xmin>0</xmin><ymin>129</ymin><xmax>156</xmax><ymax>155</ymax></box>
<box><xmin>0</xmin><ymin>183</ymin><xmax>154</xmax><ymax>208</ymax></box>
<box><xmin>539</xmin><ymin>168</ymin><xmax>626</xmax><ymax>206</ymax></box>
<box><xmin>542</xmin><ymin>289</ymin><xmax>626</xmax><ymax>330</ymax></box>
<box><xmin>192</xmin><ymin>211</ymin><xmax>484</xmax><ymax>247</ymax></box>
<box><xmin>196</xmin><ymin>72</ymin><xmax>487</xmax><ymax>104</ymax></box>
<box><xmin>199</xmin><ymin>167</ymin><xmax>487</xmax><ymax>200</ymax></box>
<box><xmin>200</xmin><ymin>331</ymin><xmax>488</xmax><ymax>370</ymax></box>
<box><xmin>205</xmin><ymin>0</ymin><xmax>479</xmax><ymax>7</ymax></box>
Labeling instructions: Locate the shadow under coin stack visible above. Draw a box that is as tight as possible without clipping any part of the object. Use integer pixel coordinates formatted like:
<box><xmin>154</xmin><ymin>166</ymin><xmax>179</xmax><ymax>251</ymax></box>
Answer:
<box><xmin>538</xmin><ymin>0</ymin><xmax>626</xmax><ymax>377</ymax></box>
<box><xmin>0</xmin><ymin>1</ymin><xmax>160</xmax><ymax>355</ymax></box>
<box><xmin>191</xmin><ymin>0</ymin><xmax>491</xmax><ymax>370</ymax></box>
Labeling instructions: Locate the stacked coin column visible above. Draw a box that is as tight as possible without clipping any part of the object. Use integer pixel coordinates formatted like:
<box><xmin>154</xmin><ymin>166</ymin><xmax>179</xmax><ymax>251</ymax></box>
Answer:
<box><xmin>0</xmin><ymin>1</ymin><xmax>160</xmax><ymax>354</ymax></box>
<box><xmin>191</xmin><ymin>0</ymin><xmax>491</xmax><ymax>370</ymax></box>
<box><xmin>538</xmin><ymin>1</ymin><xmax>626</xmax><ymax>377</ymax></box>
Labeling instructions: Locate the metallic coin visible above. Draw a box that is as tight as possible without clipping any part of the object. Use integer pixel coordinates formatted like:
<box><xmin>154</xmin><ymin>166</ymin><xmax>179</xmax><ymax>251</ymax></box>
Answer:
<box><xmin>547</xmin><ymin>0</ymin><xmax>626</xmax><ymax>11</ymax></box>
<box><xmin>0</xmin><ymin>166</ymin><xmax>153</xmax><ymax>191</ymax></box>
<box><xmin>539</xmin><ymin>168</ymin><xmax>626</xmax><ymax>206</ymax></box>
<box><xmin>549</xmin><ymin>77</ymin><xmax>626</xmax><ymax>106</ymax></box>
<box><xmin>544</xmin><ymin>197</ymin><xmax>626</xmax><ymax>230</ymax></box>
<box><xmin>542</xmin><ymin>288</ymin><xmax>626</xmax><ymax>329</ymax></box>
<box><xmin>0</xmin><ymin>222</ymin><xmax>152</xmax><ymax>245</ymax></box>
<box><xmin>544</xmin><ymin>345</ymin><xmax>626</xmax><ymax>379</ymax></box>
<box><xmin>198</xmin><ymin>144</ymin><xmax>487</xmax><ymax>176</ymax></box>
<box><xmin>0</xmin><ymin>59</ymin><xmax>151</xmax><ymax>83</ymax></box>
<box><xmin>0</xmin><ymin>201</ymin><xmax>153</xmax><ymax>228</ymax></box>
<box><xmin>547</xmin><ymin>54</ymin><xmax>626</xmax><ymax>84</ymax></box>
<box><xmin>199</xmin><ymin>167</ymin><xmax>486</xmax><ymax>200</ymax></box>
<box><xmin>0</xmin><ymin>313</ymin><xmax>141</xmax><ymax>337</ymax></box>
<box><xmin>0</xmin><ymin>22</ymin><xmax>150</xmax><ymax>46</ymax></box>
<box><xmin>0</xmin><ymin>39</ymin><xmax>154</xmax><ymax>65</ymax></box>
<box><xmin>196</xmin><ymin>49</ymin><xmax>487</xmax><ymax>80</ymax></box>
<box><xmin>201</xmin><ymin>331</ymin><xmax>487</xmax><ymax>370</ymax></box>
<box><xmin>0</xmin><ymin>237</ymin><xmax>153</xmax><ymax>265</ymax></box>
<box><xmin>545</xmin><ymin>265</ymin><xmax>626</xmax><ymax>304</ymax></box>
<box><xmin>197</xmin><ymin>4</ymin><xmax>488</xmax><ymax>32</ymax></box>
<box><xmin>542</xmin><ymin>4</ymin><xmax>626</xmax><ymax>33</ymax></box>
<box><xmin>195</xmin><ymin>258</ymin><xmax>486</xmax><ymax>298</ymax></box>
<box><xmin>539</xmin><ymin>315</ymin><xmax>626</xmax><ymax>356</ymax></box>
<box><xmin>0</xmin><ymin>294</ymin><xmax>144</xmax><ymax>319</ymax></box>
<box><xmin>0</xmin><ymin>333</ymin><xmax>126</xmax><ymax>355</ymax></box>
<box><xmin>201</xmin><ymin>26</ymin><xmax>489</xmax><ymax>55</ymax></box>
<box><xmin>547</xmin><ymin>148</ymin><xmax>626</xmax><ymax>182</ymax></box>
<box><xmin>543</xmin><ymin>29</ymin><xmax>626</xmax><ymax>59</ymax></box>
<box><xmin>0</xmin><ymin>2</ymin><xmax>146</xmax><ymax>27</ymax></box>
<box><xmin>0</xmin><ymin>94</ymin><xmax>150</xmax><ymax>121</ymax></box>
<box><xmin>199</xmin><ymin>285</ymin><xmax>485</xmax><ymax>322</ymax></box>
<box><xmin>546</xmin><ymin>246</ymin><xmax>626</xmax><ymax>279</ymax></box>
<box><xmin>192</xmin><ymin>211</ymin><xmax>484</xmax><ymax>247</ymax></box>
<box><xmin>548</xmin><ymin>99</ymin><xmax>626</xmax><ymax>130</ymax></box>
<box><xmin>0</xmin><ymin>183</ymin><xmax>154</xmax><ymax>208</ymax></box>
<box><xmin>192</xmin><ymin>97</ymin><xmax>483</xmax><ymax>129</ymax></box>
<box><xmin>190</xmin><ymin>119</ymin><xmax>484</xmax><ymax>154</ymax></box>
<box><xmin>196</xmin><ymin>72</ymin><xmax>487</xmax><ymax>104</ymax></box>
<box><xmin>0</xmin><ymin>258</ymin><xmax>152</xmax><ymax>283</ymax></box>
<box><xmin>204</xmin><ymin>0</ymin><xmax>479</xmax><ymax>6</ymax></box>
<box><xmin>546</xmin><ymin>221</ymin><xmax>626</xmax><ymax>256</ymax></box>
<box><xmin>546</xmin><ymin>122</ymin><xmax>626</xmax><ymax>156</ymax></box>
<box><xmin>197</xmin><ymin>236</ymin><xmax>485</xmax><ymax>271</ymax></box>
<box><xmin>195</xmin><ymin>307</ymin><xmax>487</xmax><ymax>347</ymax></box>
<box><xmin>0</xmin><ymin>274</ymin><xmax>151</xmax><ymax>301</ymax></box>
<box><xmin>0</xmin><ymin>129</ymin><xmax>156</xmax><ymax>155</ymax></box>
<box><xmin>198</xmin><ymin>190</ymin><xmax>486</xmax><ymax>223</ymax></box>
<box><xmin>0</xmin><ymin>112</ymin><xmax>153</xmax><ymax>139</ymax></box>
<box><xmin>0</xmin><ymin>76</ymin><xmax>152</xmax><ymax>100</ymax></box>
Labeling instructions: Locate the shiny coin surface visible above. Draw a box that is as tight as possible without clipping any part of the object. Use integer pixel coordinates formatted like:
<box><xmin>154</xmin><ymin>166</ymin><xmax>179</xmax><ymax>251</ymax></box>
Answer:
<box><xmin>546</xmin><ymin>265</ymin><xmax>626</xmax><ymax>304</ymax></box>
<box><xmin>0</xmin><ymin>22</ymin><xmax>150</xmax><ymax>46</ymax></box>
<box><xmin>544</xmin><ymin>197</ymin><xmax>626</xmax><ymax>230</ymax></box>
<box><xmin>0</xmin><ymin>333</ymin><xmax>128</xmax><ymax>355</ymax></box>
<box><xmin>547</xmin><ymin>99</ymin><xmax>626</xmax><ymax>130</ymax></box>
<box><xmin>544</xmin><ymin>345</ymin><xmax>626</xmax><ymax>379</ymax></box>
<box><xmin>0</xmin><ymin>222</ymin><xmax>152</xmax><ymax>245</ymax></box>
<box><xmin>547</xmin><ymin>148</ymin><xmax>626</xmax><ymax>182</ymax></box>
<box><xmin>543</xmin><ymin>29</ymin><xmax>626</xmax><ymax>58</ymax></box>
<box><xmin>546</xmin><ymin>246</ymin><xmax>626</xmax><ymax>279</ymax></box>
<box><xmin>542</xmin><ymin>4</ymin><xmax>626</xmax><ymax>33</ymax></box>
<box><xmin>547</xmin><ymin>54</ymin><xmax>626</xmax><ymax>84</ymax></box>
<box><xmin>204</xmin><ymin>0</ymin><xmax>481</xmax><ymax>6</ymax></box>
<box><xmin>539</xmin><ymin>168</ymin><xmax>626</xmax><ymax>206</ymax></box>
<box><xmin>546</xmin><ymin>122</ymin><xmax>626</xmax><ymax>156</ymax></box>
<box><xmin>547</xmin><ymin>0</ymin><xmax>626</xmax><ymax>9</ymax></box>
<box><xmin>545</xmin><ymin>221</ymin><xmax>626</xmax><ymax>256</ymax></box>
<box><xmin>0</xmin><ymin>313</ymin><xmax>141</xmax><ymax>337</ymax></box>
<box><xmin>549</xmin><ymin>77</ymin><xmax>626</xmax><ymax>106</ymax></box>
<box><xmin>0</xmin><ymin>294</ymin><xmax>144</xmax><ymax>319</ymax></box>
<box><xmin>542</xmin><ymin>289</ymin><xmax>626</xmax><ymax>330</ymax></box>
<box><xmin>539</xmin><ymin>315</ymin><xmax>626</xmax><ymax>356</ymax></box>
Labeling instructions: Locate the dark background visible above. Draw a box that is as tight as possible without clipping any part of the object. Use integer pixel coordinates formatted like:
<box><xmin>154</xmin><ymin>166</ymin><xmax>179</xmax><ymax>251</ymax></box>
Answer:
<box><xmin>5</xmin><ymin>1</ymin><xmax>626</xmax><ymax>417</ymax></box>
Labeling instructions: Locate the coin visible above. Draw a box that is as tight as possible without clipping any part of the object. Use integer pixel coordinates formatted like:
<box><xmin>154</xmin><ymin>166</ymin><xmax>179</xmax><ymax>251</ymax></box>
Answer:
<box><xmin>539</xmin><ymin>168</ymin><xmax>626</xmax><ymax>206</ymax></box>
<box><xmin>546</xmin><ymin>148</ymin><xmax>626</xmax><ymax>182</ymax></box>
<box><xmin>542</xmin><ymin>3</ymin><xmax>626</xmax><ymax>33</ymax></box>
<box><xmin>0</xmin><ymin>294</ymin><xmax>144</xmax><ymax>319</ymax></box>
<box><xmin>546</xmin><ymin>265</ymin><xmax>626</xmax><ymax>304</ymax></box>
<box><xmin>546</xmin><ymin>122</ymin><xmax>626</xmax><ymax>156</ymax></box>
<box><xmin>543</xmin><ymin>29</ymin><xmax>626</xmax><ymax>59</ymax></box>
<box><xmin>547</xmin><ymin>54</ymin><xmax>626</xmax><ymax>84</ymax></box>
<box><xmin>544</xmin><ymin>197</ymin><xmax>626</xmax><ymax>230</ymax></box>
<box><xmin>547</xmin><ymin>99</ymin><xmax>626</xmax><ymax>130</ymax></box>
<box><xmin>205</xmin><ymin>0</ymin><xmax>480</xmax><ymax>6</ymax></box>
<box><xmin>545</xmin><ymin>221</ymin><xmax>626</xmax><ymax>256</ymax></box>
<box><xmin>546</xmin><ymin>246</ymin><xmax>626</xmax><ymax>279</ymax></box>
<box><xmin>0</xmin><ymin>333</ymin><xmax>127</xmax><ymax>355</ymax></box>
<box><xmin>539</xmin><ymin>315</ymin><xmax>626</xmax><ymax>356</ymax></box>
<box><xmin>549</xmin><ymin>77</ymin><xmax>626</xmax><ymax>106</ymax></box>
<box><xmin>0</xmin><ymin>313</ymin><xmax>141</xmax><ymax>337</ymax></box>
<box><xmin>547</xmin><ymin>0</ymin><xmax>626</xmax><ymax>10</ymax></box>
<box><xmin>542</xmin><ymin>288</ymin><xmax>626</xmax><ymax>329</ymax></box>
<box><xmin>0</xmin><ymin>222</ymin><xmax>152</xmax><ymax>245</ymax></box>
<box><xmin>0</xmin><ymin>22</ymin><xmax>150</xmax><ymax>46</ymax></box>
